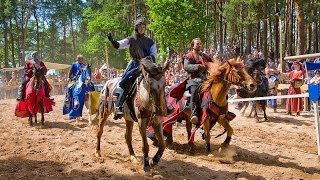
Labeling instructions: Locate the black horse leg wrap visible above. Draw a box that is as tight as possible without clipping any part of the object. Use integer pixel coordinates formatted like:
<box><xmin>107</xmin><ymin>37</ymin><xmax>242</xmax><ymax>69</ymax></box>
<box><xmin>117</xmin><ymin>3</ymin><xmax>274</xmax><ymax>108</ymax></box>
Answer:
<box><xmin>144</xmin><ymin>156</ymin><xmax>150</xmax><ymax>165</ymax></box>
<box><xmin>224</xmin><ymin>136</ymin><xmax>232</xmax><ymax>144</ymax></box>
<box><xmin>153</xmin><ymin>152</ymin><xmax>163</xmax><ymax>163</ymax></box>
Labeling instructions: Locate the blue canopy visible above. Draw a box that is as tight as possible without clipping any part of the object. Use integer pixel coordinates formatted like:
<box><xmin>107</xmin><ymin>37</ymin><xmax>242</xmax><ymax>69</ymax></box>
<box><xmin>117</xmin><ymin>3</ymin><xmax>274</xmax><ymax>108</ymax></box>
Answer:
<box><xmin>305</xmin><ymin>62</ymin><xmax>320</xmax><ymax>70</ymax></box>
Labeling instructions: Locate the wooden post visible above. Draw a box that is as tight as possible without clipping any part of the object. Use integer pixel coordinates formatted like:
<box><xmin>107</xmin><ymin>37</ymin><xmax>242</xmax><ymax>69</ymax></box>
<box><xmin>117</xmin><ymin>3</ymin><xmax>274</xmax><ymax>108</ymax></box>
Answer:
<box><xmin>313</xmin><ymin>101</ymin><xmax>320</xmax><ymax>160</ymax></box>
<box><xmin>279</xmin><ymin>18</ymin><xmax>284</xmax><ymax>72</ymax></box>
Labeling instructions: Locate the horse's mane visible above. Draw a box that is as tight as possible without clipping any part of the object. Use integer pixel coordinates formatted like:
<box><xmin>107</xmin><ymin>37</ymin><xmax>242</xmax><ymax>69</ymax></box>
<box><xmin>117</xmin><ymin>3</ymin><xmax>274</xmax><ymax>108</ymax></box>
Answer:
<box><xmin>201</xmin><ymin>58</ymin><xmax>226</xmax><ymax>93</ymax></box>
<box><xmin>140</xmin><ymin>58</ymin><xmax>163</xmax><ymax>78</ymax></box>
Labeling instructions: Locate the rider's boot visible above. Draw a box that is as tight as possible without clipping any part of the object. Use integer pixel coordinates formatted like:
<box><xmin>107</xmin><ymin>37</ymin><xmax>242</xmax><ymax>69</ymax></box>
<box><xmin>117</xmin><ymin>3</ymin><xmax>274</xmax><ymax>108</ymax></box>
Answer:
<box><xmin>190</xmin><ymin>106</ymin><xmax>200</xmax><ymax>125</ymax></box>
<box><xmin>16</xmin><ymin>82</ymin><xmax>27</xmax><ymax>101</ymax></box>
<box><xmin>114</xmin><ymin>87</ymin><xmax>128</xmax><ymax>120</ymax></box>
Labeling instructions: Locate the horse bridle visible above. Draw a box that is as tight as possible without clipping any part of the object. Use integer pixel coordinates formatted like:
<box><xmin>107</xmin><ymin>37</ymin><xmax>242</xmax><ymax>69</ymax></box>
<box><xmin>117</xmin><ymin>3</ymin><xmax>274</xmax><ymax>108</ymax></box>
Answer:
<box><xmin>217</xmin><ymin>60</ymin><xmax>246</xmax><ymax>88</ymax></box>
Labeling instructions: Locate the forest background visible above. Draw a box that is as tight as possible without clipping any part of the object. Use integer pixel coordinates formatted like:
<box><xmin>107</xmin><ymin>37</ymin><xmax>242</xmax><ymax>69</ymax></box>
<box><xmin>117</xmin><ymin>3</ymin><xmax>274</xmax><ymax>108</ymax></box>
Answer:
<box><xmin>0</xmin><ymin>0</ymin><xmax>318</xmax><ymax>69</ymax></box>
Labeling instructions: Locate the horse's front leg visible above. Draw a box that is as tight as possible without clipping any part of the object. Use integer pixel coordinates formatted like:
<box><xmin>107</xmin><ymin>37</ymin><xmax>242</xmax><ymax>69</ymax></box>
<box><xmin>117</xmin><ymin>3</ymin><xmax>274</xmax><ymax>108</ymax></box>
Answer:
<box><xmin>28</xmin><ymin>113</ymin><xmax>33</xmax><ymax>127</ymax></box>
<box><xmin>138</xmin><ymin>117</ymin><xmax>150</xmax><ymax>172</ymax></box>
<box><xmin>241</xmin><ymin>102</ymin><xmax>248</xmax><ymax>116</ymax></box>
<box><xmin>86</xmin><ymin>93</ymin><xmax>92</xmax><ymax>125</ymax></box>
<box><xmin>248</xmin><ymin>101</ymin><xmax>255</xmax><ymax>117</ymax></box>
<box><xmin>186</xmin><ymin>117</ymin><xmax>195</xmax><ymax>153</ymax></box>
<box><xmin>203</xmin><ymin>117</ymin><xmax>211</xmax><ymax>152</ymax></box>
<box><xmin>125</xmin><ymin>120</ymin><xmax>136</xmax><ymax>162</ymax></box>
<box><xmin>150</xmin><ymin>116</ymin><xmax>165</xmax><ymax>168</ymax></box>
<box><xmin>95</xmin><ymin>103</ymin><xmax>108</xmax><ymax>157</ymax></box>
<box><xmin>262</xmin><ymin>101</ymin><xmax>268</xmax><ymax>121</ymax></box>
<box><xmin>217</xmin><ymin>117</ymin><xmax>233</xmax><ymax>149</ymax></box>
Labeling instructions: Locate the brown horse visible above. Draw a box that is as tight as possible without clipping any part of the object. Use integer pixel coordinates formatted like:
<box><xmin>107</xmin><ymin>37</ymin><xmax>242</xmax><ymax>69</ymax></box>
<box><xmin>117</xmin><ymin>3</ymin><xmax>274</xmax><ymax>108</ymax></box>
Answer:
<box><xmin>95</xmin><ymin>58</ymin><xmax>167</xmax><ymax>172</ymax></box>
<box><xmin>15</xmin><ymin>66</ymin><xmax>54</xmax><ymax>127</ymax></box>
<box><xmin>149</xmin><ymin>57</ymin><xmax>257</xmax><ymax>153</ymax></box>
<box><xmin>200</xmin><ymin>57</ymin><xmax>257</xmax><ymax>152</ymax></box>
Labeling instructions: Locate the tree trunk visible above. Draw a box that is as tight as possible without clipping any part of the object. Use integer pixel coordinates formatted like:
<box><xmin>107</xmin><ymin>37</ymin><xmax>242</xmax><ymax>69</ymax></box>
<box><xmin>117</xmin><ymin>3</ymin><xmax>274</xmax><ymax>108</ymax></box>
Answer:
<box><xmin>205</xmin><ymin>0</ymin><xmax>208</xmax><ymax>50</ymax></box>
<box><xmin>70</xmin><ymin>15</ymin><xmax>76</xmax><ymax>58</ymax></box>
<box><xmin>256</xmin><ymin>22</ymin><xmax>260</xmax><ymax>50</ymax></box>
<box><xmin>274</xmin><ymin>2</ymin><xmax>280</xmax><ymax>61</ymax></box>
<box><xmin>33</xmin><ymin>5</ymin><xmax>40</xmax><ymax>52</ymax></box>
<box><xmin>20</xmin><ymin>1</ymin><xmax>32</xmax><ymax>66</ymax></box>
<box><xmin>269</xmin><ymin>18</ymin><xmax>273</xmax><ymax>51</ymax></box>
<box><xmin>63</xmin><ymin>19</ymin><xmax>67</xmax><ymax>61</ymax></box>
<box><xmin>219</xmin><ymin>5</ymin><xmax>223</xmax><ymax>53</ymax></box>
<box><xmin>245</xmin><ymin>25</ymin><xmax>252</xmax><ymax>54</ymax></box>
<box><xmin>4</xmin><ymin>21</ymin><xmax>9</xmax><ymax>67</ymax></box>
<box><xmin>295</xmin><ymin>0</ymin><xmax>305</xmax><ymax>55</ymax></box>
<box><xmin>284</xmin><ymin>0</ymin><xmax>292</xmax><ymax>56</ymax></box>
<box><xmin>315</xmin><ymin>21</ymin><xmax>319</xmax><ymax>52</ymax></box>
<box><xmin>261</xmin><ymin>0</ymin><xmax>268</xmax><ymax>59</ymax></box>
<box><xmin>10</xmin><ymin>18</ymin><xmax>16</xmax><ymax>67</ymax></box>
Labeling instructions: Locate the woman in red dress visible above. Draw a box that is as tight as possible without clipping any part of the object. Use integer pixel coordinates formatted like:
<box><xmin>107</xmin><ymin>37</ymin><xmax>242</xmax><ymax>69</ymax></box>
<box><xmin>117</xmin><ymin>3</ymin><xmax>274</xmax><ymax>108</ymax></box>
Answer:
<box><xmin>286</xmin><ymin>61</ymin><xmax>305</xmax><ymax>116</ymax></box>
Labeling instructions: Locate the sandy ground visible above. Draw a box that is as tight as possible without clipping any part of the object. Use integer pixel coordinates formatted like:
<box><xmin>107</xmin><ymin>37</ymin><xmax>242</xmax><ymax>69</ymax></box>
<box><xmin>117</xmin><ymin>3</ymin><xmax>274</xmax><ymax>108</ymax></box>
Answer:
<box><xmin>0</xmin><ymin>95</ymin><xmax>320</xmax><ymax>180</ymax></box>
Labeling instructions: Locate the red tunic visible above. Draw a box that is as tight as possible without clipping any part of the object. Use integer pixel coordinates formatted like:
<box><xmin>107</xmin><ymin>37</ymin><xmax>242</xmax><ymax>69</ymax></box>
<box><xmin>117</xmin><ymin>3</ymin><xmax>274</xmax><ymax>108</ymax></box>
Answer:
<box><xmin>286</xmin><ymin>70</ymin><xmax>304</xmax><ymax>113</ymax></box>
<box><xmin>24</xmin><ymin>60</ymin><xmax>47</xmax><ymax>79</ymax></box>
<box><xmin>185</xmin><ymin>52</ymin><xmax>212</xmax><ymax>79</ymax></box>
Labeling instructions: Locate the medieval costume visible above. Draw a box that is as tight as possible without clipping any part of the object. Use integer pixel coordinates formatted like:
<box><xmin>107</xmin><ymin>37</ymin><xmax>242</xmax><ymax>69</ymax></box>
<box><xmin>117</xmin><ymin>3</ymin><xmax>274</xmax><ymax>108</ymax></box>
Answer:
<box><xmin>17</xmin><ymin>51</ymin><xmax>51</xmax><ymax>101</ymax></box>
<box><xmin>108</xmin><ymin>18</ymin><xmax>157</xmax><ymax>120</ymax></box>
<box><xmin>286</xmin><ymin>61</ymin><xmax>304</xmax><ymax>115</ymax></box>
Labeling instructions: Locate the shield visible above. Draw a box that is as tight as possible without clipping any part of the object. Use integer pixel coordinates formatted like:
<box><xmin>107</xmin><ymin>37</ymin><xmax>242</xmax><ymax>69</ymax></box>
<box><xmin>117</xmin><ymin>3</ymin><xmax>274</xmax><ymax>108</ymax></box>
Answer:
<box><xmin>308</xmin><ymin>84</ymin><xmax>320</xmax><ymax>102</ymax></box>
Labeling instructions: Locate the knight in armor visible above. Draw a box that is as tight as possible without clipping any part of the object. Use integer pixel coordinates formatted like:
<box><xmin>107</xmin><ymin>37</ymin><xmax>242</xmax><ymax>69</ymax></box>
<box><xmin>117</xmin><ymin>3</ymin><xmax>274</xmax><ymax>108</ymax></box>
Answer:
<box><xmin>107</xmin><ymin>18</ymin><xmax>157</xmax><ymax>120</ymax></box>
<box><xmin>64</xmin><ymin>54</ymin><xmax>87</xmax><ymax>105</ymax></box>
<box><xmin>17</xmin><ymin>51</ymin><xmax>52</xmax><ymax>101</ymax></box>
<box><xmin>184</xmin><ymin>38</ymin><xmax>212</xmax><ymax>124</ymax></box>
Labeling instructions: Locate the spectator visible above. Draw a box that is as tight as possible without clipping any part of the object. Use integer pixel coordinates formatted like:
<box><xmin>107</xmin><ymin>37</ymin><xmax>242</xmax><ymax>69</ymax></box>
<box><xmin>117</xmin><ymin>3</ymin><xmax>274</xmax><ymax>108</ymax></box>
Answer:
<box><xmin>310</xmin><ymin>70</ymin><xmax>320</xmax><ymax>84</ymax></box>
<box><xmin>93</xmin><ymin>68</ymin><xmax>102</xmax><ymax>80</ymax></box>
<box><xmin>285</xmin><ymin>61</ymin><xmax>304</xmax><ymax>116</ymax></box>
<box><xmin>266</xmin><ymin>69</ymin><xmax>279</xmax><ymax>113</ymax></box>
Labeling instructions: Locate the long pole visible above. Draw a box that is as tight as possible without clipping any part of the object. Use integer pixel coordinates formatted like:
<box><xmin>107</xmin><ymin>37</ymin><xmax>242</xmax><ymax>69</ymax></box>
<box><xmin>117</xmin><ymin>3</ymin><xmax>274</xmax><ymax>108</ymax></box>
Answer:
<box><xmin>279</xmin><ymin>17</ymin><xmax>283</xmax><ymax>72</ymax></box>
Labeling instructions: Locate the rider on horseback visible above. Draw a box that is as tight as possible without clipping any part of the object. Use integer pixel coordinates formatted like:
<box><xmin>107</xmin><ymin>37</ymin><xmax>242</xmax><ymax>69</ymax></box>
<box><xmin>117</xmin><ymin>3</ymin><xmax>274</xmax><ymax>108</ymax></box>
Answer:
<box><xmin>64</xmin><ymin>54</ymin><xmax>87</xmax><ymax>106</ymax></box>
<box><xmin>17</xmin><ymin>51</ymin><xmax>52</xmax><ymax>101</ymax></box>
<box><xmin>107</xmin><ymin>18</ymin><xmax>157</xmax><ymax>120</ymax></box>
<box><xmin>184</xmin><ymin>38</ymin><xmax>212</xmax><ymax>124</ymax></box>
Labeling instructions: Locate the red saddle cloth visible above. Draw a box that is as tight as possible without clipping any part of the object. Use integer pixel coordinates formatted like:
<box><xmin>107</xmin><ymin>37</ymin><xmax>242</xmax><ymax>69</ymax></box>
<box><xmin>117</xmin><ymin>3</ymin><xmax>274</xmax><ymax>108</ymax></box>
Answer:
<box><xmin>15</xmin><ymin>80</ymin><xmax>54</xmax><ymax>118</ymax></box>
<box><xmin>188</xmin><ymin>91</ymin><xmax>236</xmax><ymax>142</ymax></box>
<box><xmin>169</xmin><ymin>79</ymin><xmax>187</xmax><ymax>100</ymax></box>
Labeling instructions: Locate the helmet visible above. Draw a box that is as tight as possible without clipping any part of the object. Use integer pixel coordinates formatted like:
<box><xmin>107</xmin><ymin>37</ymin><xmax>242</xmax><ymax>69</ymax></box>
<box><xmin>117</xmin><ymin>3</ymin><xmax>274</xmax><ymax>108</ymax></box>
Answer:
<box><xmin>32</xmin><ymin>51</ymin><xmax>38</xmax><ymax>57</ymax></box>
<box><xmin>134</xmin><ymin>18</ymin><xmax>146</xmax><ymax>27</ymax></box>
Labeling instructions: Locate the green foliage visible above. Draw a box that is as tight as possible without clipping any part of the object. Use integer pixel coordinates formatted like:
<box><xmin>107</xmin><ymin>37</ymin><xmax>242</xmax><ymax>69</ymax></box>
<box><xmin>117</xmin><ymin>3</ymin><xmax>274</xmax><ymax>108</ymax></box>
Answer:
<box><xmin>82</xmin><ymin>1</ymin><xmax>134</xmax><ymax>69</ymax></box>
<box><xmin>146</xmin><ymin>0</ymin><xmax>214</xmax><ymax>53</ymax></box>
<box><xmin>223</xmin><ymin>0</ymin><xmax>264</xmax><ymax>37</ymax></box>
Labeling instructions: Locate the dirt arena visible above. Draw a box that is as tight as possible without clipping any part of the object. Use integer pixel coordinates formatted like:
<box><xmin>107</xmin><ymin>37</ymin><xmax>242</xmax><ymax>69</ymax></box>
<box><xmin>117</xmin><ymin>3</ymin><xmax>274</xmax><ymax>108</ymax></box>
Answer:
<box><xmin>1</xmin><ymin>95</ymin><xmax>320</xmax><ymax>179</ymax></box>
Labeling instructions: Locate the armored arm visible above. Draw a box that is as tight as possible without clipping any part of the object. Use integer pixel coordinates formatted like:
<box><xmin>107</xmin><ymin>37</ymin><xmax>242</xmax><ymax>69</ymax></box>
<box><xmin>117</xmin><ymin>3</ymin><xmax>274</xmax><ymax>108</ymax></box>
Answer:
<box><xmin>183</xmin><ymin>58</ymin><xmax>202</xmax><ymax>73</ymax></box>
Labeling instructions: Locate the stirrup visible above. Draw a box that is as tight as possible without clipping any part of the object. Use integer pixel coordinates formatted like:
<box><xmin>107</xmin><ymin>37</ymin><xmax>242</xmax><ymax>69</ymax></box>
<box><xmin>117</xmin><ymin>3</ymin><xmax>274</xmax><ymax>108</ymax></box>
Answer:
<box><xmin>114</xmin><ymin>107</ymin><xmax>124</xmax><ymax>120</ymax></box>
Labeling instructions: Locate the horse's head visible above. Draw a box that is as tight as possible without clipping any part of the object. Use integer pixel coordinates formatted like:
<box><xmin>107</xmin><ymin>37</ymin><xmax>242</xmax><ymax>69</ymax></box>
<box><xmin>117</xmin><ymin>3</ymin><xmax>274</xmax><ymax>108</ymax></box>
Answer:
<box><xmin>32</xmin><ymin>66</ymin><xmax>45</xmax><ymax>90</ymax></box>
<box><xmin>80</xmin><ymin>64</ymin><xmax>92</xmax><ymax>85</ymax></box>
<box><xmin>203</xmin><ymin>57</ymin><xmax>257</xmax><ymax>93</ymax></box>
<box><xmin>245</xmin><ymin>59</ymin><xmax>264</xmax><ymax>85</ymax></box>
<box><xmin>138</xmin><ymin>58</ymin><xmax>166</xmax><ymax>116</ymax></box>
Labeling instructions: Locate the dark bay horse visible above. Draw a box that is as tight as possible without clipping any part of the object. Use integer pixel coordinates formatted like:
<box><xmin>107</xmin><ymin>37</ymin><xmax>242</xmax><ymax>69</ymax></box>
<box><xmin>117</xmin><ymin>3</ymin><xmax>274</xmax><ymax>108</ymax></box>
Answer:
<box><xmin>149</xmin><ymin>57</ymin><xmax>257</xmax><ymax>153</ymax></box>
<box><xmin>15</xmin><ymin>66</ymin><xmax>54</xmax><ymax>127</ymax></box>
<box><xmin>95</xmin><ymin>58</ymin><xmax>167</xmax><ymax>172</ymax></box>
<box><xmin>238</xmin><ymin>58</ymin><xmax>269</xmax><ymax>121</ymax></box>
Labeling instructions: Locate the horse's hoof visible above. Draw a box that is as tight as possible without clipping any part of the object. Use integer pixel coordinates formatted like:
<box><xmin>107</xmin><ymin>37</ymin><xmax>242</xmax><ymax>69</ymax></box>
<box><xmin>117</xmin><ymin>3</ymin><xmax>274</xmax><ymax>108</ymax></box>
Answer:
<box><xmin>95</xmin><ymin>150</ymin><xmax>101</xmax><ymax>157</ymax></box>
<box><xmin>149</xmin><ymin>159</ymin><xmax>158</xmax><ymax>169</ymax></box>
<box><xmin>143</xmin><ymin>166</ymin><xmax>150</xmax><ymax>172</ymax></box>
<box><xmin>165</xmin><ymin>136</ymin><xmax>173</xmax><ymax>145</ymax></box>
<box><xmin>130</xmin><ymin>155</ymin><xmax>139</xmax><ymax>164</ymax></box>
